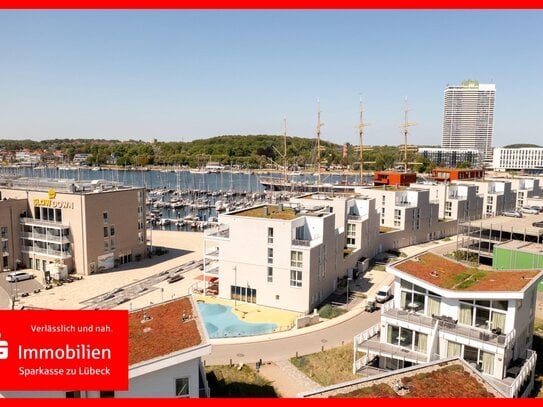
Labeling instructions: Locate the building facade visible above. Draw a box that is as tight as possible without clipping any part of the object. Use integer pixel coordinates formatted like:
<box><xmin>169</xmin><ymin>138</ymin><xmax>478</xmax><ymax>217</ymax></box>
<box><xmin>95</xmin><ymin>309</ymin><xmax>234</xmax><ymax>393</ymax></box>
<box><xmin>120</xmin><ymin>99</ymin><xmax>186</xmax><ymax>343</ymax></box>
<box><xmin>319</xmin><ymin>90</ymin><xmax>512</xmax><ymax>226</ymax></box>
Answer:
<box><xmin>353</xmin><ymin>251</ymin><xmax>541</xmax><ymax>398</ymax></box>
<box><xmin>418</xmin><ymin>148</ymin><xmax>480</xmax><ymax>168</ymax></box>
<box><xmin>203</xmin><ymin>194</ymin><xmax>380</xmax><ymax>314</ymax></box>
<box><xmin>0</xmin><ymin>177</ymin><xmax>146</xmax><ymax>276</ymax></box>
<box><xmin>442</xmin><ymin>81</ymin><xmax>496</xmax><ymax>163</ymax></box>
<box><xmin>492</xmin><ymin>148</ymin><xmax>543</xmax><ymax>172</ymax></box>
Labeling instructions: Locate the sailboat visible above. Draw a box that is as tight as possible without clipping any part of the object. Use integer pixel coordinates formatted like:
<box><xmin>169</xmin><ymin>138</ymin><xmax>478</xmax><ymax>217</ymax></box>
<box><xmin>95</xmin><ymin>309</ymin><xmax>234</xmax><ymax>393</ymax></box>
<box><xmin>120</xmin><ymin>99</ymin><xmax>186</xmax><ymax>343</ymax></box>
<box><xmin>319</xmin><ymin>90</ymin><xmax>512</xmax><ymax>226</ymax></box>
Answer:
<box><xmin>259</xmin><ymin>99</ymin><xmax>373</xmax><ymax>193</ymax></box>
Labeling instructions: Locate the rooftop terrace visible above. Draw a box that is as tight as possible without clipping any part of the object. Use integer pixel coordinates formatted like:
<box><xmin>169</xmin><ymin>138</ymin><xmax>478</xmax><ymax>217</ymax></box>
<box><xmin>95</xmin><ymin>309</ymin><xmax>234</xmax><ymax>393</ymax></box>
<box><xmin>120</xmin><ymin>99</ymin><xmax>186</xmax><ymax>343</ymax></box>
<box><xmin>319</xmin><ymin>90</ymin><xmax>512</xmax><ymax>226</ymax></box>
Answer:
<box><xmin>394</xmin><ymin>252</ymin><xmax>541</xmax><ymax>292</ymax></box>
<box><xmin>233</xmin><ymin>205</ymin><xmax>299</xmax><ymax>220</ymax></box>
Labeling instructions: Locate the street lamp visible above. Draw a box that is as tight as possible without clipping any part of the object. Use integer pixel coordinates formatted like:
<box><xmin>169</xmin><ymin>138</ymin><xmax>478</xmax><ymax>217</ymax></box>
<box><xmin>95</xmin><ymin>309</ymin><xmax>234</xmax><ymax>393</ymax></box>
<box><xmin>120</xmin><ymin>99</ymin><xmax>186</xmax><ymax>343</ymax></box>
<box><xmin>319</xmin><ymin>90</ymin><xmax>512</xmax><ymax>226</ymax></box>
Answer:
<box><xmin>233</xmin><ymin>266</ymin><xmax>237</xmax><ymax>311</ymax></box>
<box><xmin>346</xmin><ymin>277</ymin><xmax>352</xmax><ymax>310</ymax></box>
<box><xmin>11</xmin><ymin>259</ymin><xmax>21</xmax><ymax>310</ymax></box>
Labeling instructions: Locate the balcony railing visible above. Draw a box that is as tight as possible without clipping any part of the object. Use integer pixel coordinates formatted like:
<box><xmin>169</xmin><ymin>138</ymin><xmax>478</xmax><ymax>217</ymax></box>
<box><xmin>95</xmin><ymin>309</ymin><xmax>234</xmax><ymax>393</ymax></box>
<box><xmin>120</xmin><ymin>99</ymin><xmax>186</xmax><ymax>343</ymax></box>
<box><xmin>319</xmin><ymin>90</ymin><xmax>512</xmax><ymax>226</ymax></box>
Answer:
<box><xmin>382</xmin><ymin>308</ymin><xmax>515</xmax><ymax>348</ymax></box>
<box><xmin>205</xmin><ymin>225</ymin><xmax>230</xmax><ymax>239</ymax></box>
<box><xmin>20</xmin><ymin>245</ymin><xmax>72</xmax><ymax>258</ymax></box>
<box><xmin>21</xmin><ymin>232</ymin><xmax>70</xmax><ymax>243</ymax></box>
<box><xmin>20</xmin><ymin>217</ymin><xmax>69</xmax><ymax>229</ymax></box>
<box><xmin>291</xmin><ymin>239</ymin><xmax>311</xmax><ymax>247</ymax></box>
<box><xmin>347</xmin><ymin>214</ymin><xmax>362</xmax><ymax>221</ymax></box>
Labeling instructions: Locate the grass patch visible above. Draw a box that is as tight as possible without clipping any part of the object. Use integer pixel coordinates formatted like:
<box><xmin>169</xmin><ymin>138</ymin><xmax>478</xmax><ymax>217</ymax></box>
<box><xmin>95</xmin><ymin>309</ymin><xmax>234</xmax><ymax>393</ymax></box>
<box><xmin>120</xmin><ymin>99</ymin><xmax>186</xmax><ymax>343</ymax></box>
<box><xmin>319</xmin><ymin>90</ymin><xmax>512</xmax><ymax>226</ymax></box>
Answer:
<box><xmin>372</xmin><ymin>264</ymin><xmax>386</xmax><ymax>271</ymax></box>
<box><xmin>332</xmin><ymin>383</ymin><xmax>397</xmax><ymax>398</ymax></box>
<box><xmin>205</xmin><ymin>364</ymin><xmax>279</xmax><ymax>398</ymax></box>
<box><xmin>379</xmin><ymin>226</ymin><xmax>396</xmax><ymax>233</ymax></box>
<box><xmin>318</xmin><ymin>304</ymin><xmax>347</xmax><ymax>319</ymax></box>
<box><xmin>451</xmin><ymin>270</ymin><xmax>488</xmax><ymax>290</ymax></box>
<box><xmin>290</xmin><ymin>342</ymin><xmax>361</xmax><ymax>386</ymax></box>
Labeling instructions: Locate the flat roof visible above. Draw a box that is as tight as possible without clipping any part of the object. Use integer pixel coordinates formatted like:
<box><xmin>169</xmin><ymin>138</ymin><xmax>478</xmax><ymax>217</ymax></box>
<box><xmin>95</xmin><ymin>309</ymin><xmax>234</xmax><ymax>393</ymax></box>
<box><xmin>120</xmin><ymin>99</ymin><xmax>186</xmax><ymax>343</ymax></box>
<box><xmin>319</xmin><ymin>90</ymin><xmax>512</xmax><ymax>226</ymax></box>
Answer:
<box><xmin>0</xmin><ymin>176</ymin><xmax>138</xmax><ymax>194</ymax></box>
<box><xmin>233</xmin><ymin>205</ymin><xmax>299</xmax><ymax>220</ymax></box>
<box><xmin>496</xmin><ymin>240</ymin><xmax>543</xmax><ymax>254</ymax></box>
<box><xmin>460</xmin><ymin>214</ymin><xmax>543</xmax><ymax>236</ymax></box>
<box><xmin>128</xmin><ymin>297</ymin><xmax>205</xmax><ymax>366</ymax></box>
<box><xmin>394</xmin><ymin>252</ymin><xmax>541</xmax><ymax>291</ymax></box>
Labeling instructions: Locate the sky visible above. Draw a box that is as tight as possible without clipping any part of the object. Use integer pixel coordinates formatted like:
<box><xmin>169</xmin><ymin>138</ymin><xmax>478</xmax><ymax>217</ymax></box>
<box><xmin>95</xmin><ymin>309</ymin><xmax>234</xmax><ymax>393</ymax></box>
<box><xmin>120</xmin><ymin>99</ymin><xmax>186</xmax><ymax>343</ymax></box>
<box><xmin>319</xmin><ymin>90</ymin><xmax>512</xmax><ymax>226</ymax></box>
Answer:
<box><xmin>0</xmin><ymin>10</ymin><xmax>542</xmax><ymax>147</ymax></box>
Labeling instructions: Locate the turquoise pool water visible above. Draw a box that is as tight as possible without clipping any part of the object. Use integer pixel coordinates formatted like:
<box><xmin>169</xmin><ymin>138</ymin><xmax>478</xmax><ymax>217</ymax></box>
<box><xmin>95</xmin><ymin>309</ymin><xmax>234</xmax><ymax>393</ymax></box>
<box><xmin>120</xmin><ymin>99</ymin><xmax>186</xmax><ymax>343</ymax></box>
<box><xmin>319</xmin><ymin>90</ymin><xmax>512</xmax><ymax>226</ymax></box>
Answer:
<box><xmin>197</xmin><ymin>302</ymin><xmax>277</xmax><ymax>338</ymax></box>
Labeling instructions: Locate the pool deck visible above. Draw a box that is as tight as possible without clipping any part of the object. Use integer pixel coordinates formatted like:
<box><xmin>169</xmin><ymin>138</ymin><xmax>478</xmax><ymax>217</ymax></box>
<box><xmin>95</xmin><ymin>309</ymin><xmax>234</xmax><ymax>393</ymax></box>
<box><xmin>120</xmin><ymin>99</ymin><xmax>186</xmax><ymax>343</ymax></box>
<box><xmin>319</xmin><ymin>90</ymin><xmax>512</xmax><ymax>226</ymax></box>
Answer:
<box><xmin>195</xmin><ymin>295</ymin><xmax>301</xmax><ymax>331</ymax></box>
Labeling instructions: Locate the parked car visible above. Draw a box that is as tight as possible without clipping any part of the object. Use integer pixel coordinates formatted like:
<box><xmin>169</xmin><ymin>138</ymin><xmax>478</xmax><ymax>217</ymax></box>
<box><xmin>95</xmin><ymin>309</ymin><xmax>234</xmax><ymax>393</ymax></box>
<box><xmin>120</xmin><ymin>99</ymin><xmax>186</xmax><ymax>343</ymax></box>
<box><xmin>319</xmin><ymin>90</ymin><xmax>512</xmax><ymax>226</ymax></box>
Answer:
<box><xmin>520</xmin><ymin>207</ymin><xmax>540</xmax><ymax>215</ymax></box>
<box><xmin>529</xmin><ymin>205</ymin><xmax>543</xmax><ymax>213</ymax></box>
<box><xmin>365</xmin><ymin>297</ymin><xmax>377</xmax><ymax>312</ymax></box>
<box><xmin>375</xmin><ymin>285</ymin><xmax>393</xmax><ymax>303</ymax></box>
<box><xmin>167</xmin><ymin>274</ymin><xmax>184</xmax><ymax>284</ymax></box>
<box><xmin>501</xmin><ymin>210</ymin><xmax>523</xmax><ymax>218</ymax></box>
<box><xmin>532</xmin><ymin>221</ymin><xmax>543</xmax><ymax>228</ymax></box>
<box><xmin>6</xmin><ymin>271</ymin><xmax>35</xmax><ymax>282</ymax></box>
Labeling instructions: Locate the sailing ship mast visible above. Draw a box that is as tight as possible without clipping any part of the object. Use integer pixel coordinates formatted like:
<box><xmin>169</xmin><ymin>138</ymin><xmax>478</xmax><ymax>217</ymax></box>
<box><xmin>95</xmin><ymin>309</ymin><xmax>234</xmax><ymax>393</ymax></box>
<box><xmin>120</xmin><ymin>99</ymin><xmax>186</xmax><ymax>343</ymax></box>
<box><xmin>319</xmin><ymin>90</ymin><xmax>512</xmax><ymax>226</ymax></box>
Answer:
<box><xmin>316</xmin><ymin>99</ymin><xmax>324</xmax><ymax>185</ymax></box>
<box><xmin>356</xmin><ymin>97</ymin><xmax>370</xmax><ymax>183</ymax></box>
<box><xmin>283</xmin><ymin>118</ymin><xmax>288</xmax><ymax>182</ymax></box>
<box><xmin>401</xmin><ymin>98</ymin><xmax>416</xmax><ymax>172</ymax></box>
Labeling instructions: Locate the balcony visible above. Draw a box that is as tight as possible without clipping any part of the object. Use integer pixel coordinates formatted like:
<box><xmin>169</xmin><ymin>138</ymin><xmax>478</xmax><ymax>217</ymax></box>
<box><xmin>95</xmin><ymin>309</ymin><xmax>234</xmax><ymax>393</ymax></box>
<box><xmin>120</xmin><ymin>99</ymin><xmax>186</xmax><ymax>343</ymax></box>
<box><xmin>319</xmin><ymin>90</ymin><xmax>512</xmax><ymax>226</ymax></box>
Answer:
<box><xmin>20</xmin><ymin>217</ymin><xmax>69</xmax><ymax>229</ymax></box>
<box><xmin>204</xmin><ymin>248</ymin><xmax>219</xmax><ymax>258</ymax></box>
<box><xmin>291</xmin><ymin>239</ymin><xmax>311</xmax><ymax>247</ymax></box>
<box><xmin>205</xmin><ymin>225</ymin><xmax>230</xmax><ymax>239</ymax></box>
<box><xmin>347</xmin><ymin>214</ymin><xmax>362</xmax><ymax>221</ymax></box>
<box><xmin>382</xmin><ymin>308</ymin><xmax>514</xmax><ymax>348</ymax></box>
<box><xmin>21</xmin><ymin>231</ymin><xmax>70</xmax><ymax>243</ymax></box>
<box><xmin>20</xmin><ymin>245</ymin><xmax>72</xmax><ymax>259</ymax></box>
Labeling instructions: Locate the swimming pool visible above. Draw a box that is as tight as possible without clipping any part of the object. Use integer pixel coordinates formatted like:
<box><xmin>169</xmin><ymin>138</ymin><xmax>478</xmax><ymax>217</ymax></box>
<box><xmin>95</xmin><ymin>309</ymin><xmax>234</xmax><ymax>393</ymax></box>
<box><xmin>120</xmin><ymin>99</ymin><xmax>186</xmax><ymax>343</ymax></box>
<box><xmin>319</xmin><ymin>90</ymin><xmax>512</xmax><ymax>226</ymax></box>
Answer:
<box><xmin>197</xmin><ymin>302</ymin><xmax>277</xmax><ymax>338</ymax></box>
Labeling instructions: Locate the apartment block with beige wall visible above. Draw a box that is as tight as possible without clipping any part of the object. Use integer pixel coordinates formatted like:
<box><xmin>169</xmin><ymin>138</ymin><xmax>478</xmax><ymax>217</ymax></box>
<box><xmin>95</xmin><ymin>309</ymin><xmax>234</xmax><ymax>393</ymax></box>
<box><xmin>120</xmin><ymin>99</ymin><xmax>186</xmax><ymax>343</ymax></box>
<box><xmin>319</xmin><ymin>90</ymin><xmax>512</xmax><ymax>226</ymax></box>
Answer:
<box><xmin>204</xmin><ymin>194</ymin><xmax>380</xmax><ymax>314</ymax></box>
<box><xmin>0</xmin><ymin>197</ymin><xmax>27</xmax><ymax>272</ymax></box>
<box><xmin>0</xmin><ymin>177</ymin><xmax>146</xmax><ymax>276</ymax></box>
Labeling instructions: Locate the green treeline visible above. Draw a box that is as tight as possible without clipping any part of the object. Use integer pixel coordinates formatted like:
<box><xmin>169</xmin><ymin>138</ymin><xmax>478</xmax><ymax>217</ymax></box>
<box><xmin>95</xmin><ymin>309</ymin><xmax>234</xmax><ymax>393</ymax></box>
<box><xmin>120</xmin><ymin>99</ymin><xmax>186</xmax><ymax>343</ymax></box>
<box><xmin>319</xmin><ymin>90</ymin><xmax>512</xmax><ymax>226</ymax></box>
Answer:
<box><xmin>0</xmin><ymin>135</ymin><xmax>428</xmax><ymax>171</ymax></box>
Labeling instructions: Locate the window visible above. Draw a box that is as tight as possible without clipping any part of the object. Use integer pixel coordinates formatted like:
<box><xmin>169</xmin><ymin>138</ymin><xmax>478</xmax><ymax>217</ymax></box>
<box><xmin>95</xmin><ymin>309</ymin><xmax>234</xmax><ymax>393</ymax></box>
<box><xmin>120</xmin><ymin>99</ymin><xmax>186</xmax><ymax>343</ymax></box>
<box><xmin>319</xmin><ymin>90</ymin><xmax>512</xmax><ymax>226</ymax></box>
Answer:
<box><xmin>394</xmin><ymin>209</ymin><xmax>401</xmax><ymax>227</ymax></box>
<box><xmin>65</xmin><ymin>391</ymin><xmax>81</xmax><ymax>398</ymax></box>
<box><xmin>103</xmin><ymin>226</ymin><xmax>109</xmax><ymax>238</ymax></box>
<box><xmin>346</xmin><ymin>223</ymin><xmax>356</xmax><ymax>246</ymax></box>
<box><xmin>267</xmin><ymin>227</ymin><xmax>274</xmax><ymax>244</ymax></box>
<box><xmin>267</xmin><ymin>248</ymin><xmax>273</xmax><ymax>264</ymax></box>
<box><xmin>175</xmin><ymin>378</ymin><xmax>189</xmax><ymax>397</ymax></box>
<box><xmin>267</xmin><ymin>266</ymin><xmax>273</xmax><ymax>283</ymax></box>
<box><xmin>290</xmin><ymin>251</ymin><xmax>303</xmax><ymax>268</ymax></box>
<box><xmin>34</xmin><ymin>206</ymin><xmax>40</xmax><ymax>220</ymax></box>
<box><xmin>55</xmin><ymin>208</ymin><xmax>62</xmax><ymax>223</ymax></box>
<box><xmin>110</xmin><ymin>237</ymin><xmax>116</xmax><ymax>250</ymax></box>
<box><xmin>290</xmin><ymin>270</ymin><xmax>302</xmax><ymax>287</ymax></box>
<box><xmin>100</xmin><ymin>391</ymin><xmax>115</xmax><ymax>398</ymax></box>
<box><xmin>103</xmin><ymin>211</ymin><xmax>109</xmax><ymax>223</ymax></box>
<box><xmin>458</xmin><ymin>300</ymin><xmax>507</xmax><ymax>331</ymax></box>
<box><xmin>138</xmin><ymin>232</ymin><xmax>144</xmax><ymax>244</ymax></box>
<box><xmin>110</xmin><ymin>225</ymin><xmax>115</xmax><ymax>236</ymax></box>
<box><xmin>104</xmin><ymin>239</ymin><xmax>109</xmax><ymax>251</ymax></box>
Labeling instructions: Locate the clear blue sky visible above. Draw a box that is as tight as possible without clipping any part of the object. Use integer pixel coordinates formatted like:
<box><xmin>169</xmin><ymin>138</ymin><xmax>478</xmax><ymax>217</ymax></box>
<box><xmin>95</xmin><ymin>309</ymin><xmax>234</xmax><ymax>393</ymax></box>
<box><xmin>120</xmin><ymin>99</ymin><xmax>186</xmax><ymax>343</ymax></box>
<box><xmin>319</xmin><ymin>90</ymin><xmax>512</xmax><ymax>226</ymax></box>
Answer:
<box><xmin>1</xmin><ymin>10</ymin><xmax>542</xmax><ymax>147</ymax></box>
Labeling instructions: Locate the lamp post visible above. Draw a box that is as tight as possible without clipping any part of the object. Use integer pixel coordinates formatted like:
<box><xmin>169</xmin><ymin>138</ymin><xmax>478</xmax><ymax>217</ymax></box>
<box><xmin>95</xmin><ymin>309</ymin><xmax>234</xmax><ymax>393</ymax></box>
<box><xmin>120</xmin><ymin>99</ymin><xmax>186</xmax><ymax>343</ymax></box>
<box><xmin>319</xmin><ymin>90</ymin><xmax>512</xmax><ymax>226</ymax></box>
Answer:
<box><xmin>233</xmin><ymin>266</ymin><xmax>237</xmax><ymax>311</ymax></box>
<box><xmin>346</xmin><ymin>277</ymin><xmax>352</xmax><ymax>310</ymax></box>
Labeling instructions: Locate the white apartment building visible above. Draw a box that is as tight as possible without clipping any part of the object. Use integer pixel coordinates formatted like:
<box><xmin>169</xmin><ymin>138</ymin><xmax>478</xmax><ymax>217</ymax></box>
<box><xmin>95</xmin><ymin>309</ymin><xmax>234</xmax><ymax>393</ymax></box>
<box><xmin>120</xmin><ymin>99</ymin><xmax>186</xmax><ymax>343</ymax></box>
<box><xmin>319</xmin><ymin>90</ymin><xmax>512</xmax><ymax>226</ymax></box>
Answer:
<box><xmin>492</xmin><ymin>148</ymin><xmax>543</xmax><ymax>172</ymax></box>
<box><xmin>485</xmin><ymin>176</ymin><xmax>542</xmax><ymax>209</ymax></box>
<box><xmin>203</xmin><ymin>194</ymin><xmax>380</xmax><ymax>314</ymax></box>
<box><xmin>1</xmin><ymin>296</ymin><xmax>211</xmax><ymax>398</ymax></box>
<box><xmin>418</xmin><ymin>147</ymin><xmax>480</xmax><ymax>167</ymax></box>
<box><xmin>458</xmin><ymin>179</ymin><xmax>516</xmax><ymax>217</ymax></box>
<box><xmin>357</xmin><ymin>186</ymin><xmax>457</xmax><ymax>251</ymax></box>
<box><xmin>353</xmin><ymin>251</ymin><xmax>541</xmax><ymax>398</ymax></box>
<box><xmin>442</xmin><ymin>81</ymin><xmax>496</xmax><ymax>163</ymax></box>
<box><xmin>411</xmin><ymin>182</ymin><xmax>483</xmax><ymax>221</ymax></box>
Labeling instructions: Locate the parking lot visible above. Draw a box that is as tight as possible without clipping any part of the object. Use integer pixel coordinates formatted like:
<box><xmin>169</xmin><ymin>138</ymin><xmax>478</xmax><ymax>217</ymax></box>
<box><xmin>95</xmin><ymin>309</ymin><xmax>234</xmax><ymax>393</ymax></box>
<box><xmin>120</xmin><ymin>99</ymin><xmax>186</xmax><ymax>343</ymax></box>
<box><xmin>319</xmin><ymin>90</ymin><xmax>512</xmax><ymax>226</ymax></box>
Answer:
<box><xmin>0</xmin><ymin>270</ymin><xmax>43</xmax><ymax>309</ymax></box>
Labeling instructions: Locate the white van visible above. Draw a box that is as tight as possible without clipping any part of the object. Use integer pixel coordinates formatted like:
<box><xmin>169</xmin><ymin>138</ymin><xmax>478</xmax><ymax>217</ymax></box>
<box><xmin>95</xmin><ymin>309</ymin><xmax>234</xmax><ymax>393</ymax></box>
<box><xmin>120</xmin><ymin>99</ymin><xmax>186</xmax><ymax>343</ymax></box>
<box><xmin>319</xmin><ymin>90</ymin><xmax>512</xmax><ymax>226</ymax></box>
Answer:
<box><xmin>375</xmin><ymin>285</ymin><xmax>393</xmax><ymax>303</ymax></box>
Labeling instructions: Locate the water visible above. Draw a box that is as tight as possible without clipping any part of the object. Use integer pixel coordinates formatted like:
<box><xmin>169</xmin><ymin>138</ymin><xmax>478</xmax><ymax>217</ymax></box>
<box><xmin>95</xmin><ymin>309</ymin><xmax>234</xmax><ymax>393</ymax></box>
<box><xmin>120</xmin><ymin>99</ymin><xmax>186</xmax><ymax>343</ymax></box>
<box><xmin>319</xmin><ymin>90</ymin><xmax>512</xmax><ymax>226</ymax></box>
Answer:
<box><xmin>197</xmin><ymin>302</ymin><xmax>277</xmax><ymax>338</ymax></box>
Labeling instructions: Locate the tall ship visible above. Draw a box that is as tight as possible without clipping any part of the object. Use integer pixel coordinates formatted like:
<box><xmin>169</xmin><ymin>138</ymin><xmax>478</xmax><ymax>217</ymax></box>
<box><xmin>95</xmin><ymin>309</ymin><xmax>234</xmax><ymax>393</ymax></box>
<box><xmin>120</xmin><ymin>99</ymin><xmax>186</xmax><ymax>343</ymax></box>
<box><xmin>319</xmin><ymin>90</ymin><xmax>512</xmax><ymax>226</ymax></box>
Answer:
<box><xmin>259</xmin><ymin>99</ymin><xmax>374</xmax><ymax>193</ymax></box>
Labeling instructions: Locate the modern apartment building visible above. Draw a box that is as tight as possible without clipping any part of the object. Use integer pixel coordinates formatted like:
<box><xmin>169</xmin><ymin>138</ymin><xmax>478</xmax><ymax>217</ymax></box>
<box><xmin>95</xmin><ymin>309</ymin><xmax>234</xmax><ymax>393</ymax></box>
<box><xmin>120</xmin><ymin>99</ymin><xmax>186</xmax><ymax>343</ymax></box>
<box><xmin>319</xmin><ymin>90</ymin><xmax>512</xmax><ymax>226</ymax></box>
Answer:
<box><xmin>418</xmin><ymin>148</ymin><xmax>480</xmax><ymax>168</ymax></box>
<box><xmin>203</xmin><ymin>194</ymin><xmax>380</xmax><ymax>314</ymax></box>
<box><xmin>1</xmin><ymin>296</ymin><xmax>211</xmax><ymax>398</ymax></box>
<box><xmin>492</xmin><ymin>148</ymin><xmax>543</xmax><ymax>173</ymax></box>
<box><xmin>458</xmin><ymin>179</ymin><xmax>516</xmax><ymax>217</ymax></box>
<box><xmin>442</xmin><ymin>80</ymin><xmax>496</xmax><ymax>163</ymax></box>
<box><xmin>358</xmin><ymin>186</ymin><xmax>458</xmax><ymax>250</ymax></box>
<box><xmin>485</xmin><ymin>176</ymin><xmax>542</xmax><ymax>209</ymax></box>
<box><xmin>411</xmin><ymin>182</ymin><xmax>483</xmax><ymax>221</ymax></box>
<box><xmin>0</xmin><ymin>177</ymin><xmax>146</xmax><ymax>276</ymax></box>
<box><xmin>353</xmin><ymin>251</ymin><xmax>541</xmax><ymax>398</ymax></box>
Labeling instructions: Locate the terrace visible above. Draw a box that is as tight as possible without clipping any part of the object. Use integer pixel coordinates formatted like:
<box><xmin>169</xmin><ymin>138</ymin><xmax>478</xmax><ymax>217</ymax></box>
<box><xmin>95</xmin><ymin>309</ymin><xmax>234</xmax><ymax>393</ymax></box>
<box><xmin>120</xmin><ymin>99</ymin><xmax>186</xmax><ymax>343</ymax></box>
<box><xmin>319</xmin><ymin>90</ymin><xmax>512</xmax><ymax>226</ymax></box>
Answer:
<box><xmin>233</xmin><ymin>205</ymin><xmax>299</xmax><ymax>220</ymax></box>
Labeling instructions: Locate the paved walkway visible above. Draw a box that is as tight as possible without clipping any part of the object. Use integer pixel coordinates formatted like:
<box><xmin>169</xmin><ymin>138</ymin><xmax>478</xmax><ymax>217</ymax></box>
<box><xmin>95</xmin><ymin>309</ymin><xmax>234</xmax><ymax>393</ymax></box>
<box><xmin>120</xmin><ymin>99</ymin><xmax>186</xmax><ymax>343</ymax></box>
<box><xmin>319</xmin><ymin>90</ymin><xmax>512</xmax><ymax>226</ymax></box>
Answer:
<box><xmin>258</xmin><ymin>360</ymin><xmax>321</xmax><ymax>398</ymax></box>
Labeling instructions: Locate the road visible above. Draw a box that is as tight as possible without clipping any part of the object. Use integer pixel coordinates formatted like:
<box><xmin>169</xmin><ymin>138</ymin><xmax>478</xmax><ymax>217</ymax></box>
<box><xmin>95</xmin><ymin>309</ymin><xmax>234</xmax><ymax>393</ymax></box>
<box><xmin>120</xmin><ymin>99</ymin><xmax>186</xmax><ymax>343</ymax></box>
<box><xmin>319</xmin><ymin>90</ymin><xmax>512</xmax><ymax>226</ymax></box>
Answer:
<box><xmin>203</xmin><ymin>306</ymin><xmax>381</xmax><ymax>365</ymax></box>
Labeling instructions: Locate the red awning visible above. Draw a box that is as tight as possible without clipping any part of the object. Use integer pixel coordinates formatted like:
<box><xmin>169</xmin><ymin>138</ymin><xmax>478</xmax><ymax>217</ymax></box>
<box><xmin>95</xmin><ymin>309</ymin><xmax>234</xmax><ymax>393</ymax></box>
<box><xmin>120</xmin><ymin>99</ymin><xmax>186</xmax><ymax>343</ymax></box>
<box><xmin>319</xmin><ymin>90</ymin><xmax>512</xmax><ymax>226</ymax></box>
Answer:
<box><xmin>194</xmin><ymin>274</ymin><xmax>218</xmax><ymax>282</ymax></box>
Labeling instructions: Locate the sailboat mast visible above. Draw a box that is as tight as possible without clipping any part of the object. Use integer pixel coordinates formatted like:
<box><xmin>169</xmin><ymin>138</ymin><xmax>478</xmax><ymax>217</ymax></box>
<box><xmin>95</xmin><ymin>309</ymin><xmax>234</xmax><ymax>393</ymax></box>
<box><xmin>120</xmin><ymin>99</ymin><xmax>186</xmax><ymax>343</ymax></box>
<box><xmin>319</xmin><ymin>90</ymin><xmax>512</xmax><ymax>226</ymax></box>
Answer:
<box><xmin>316</xmin><ymin>99</ymin><xmax>324</xmax><ymax>185</ymax></box>
<box><xmin>283</xmin><ymin>118</ymin><xmax>288</xmax><ymax>182</ymax></box>
<box><xmin>357</xmin><ymin>97</ymin><xmax>369</xmax><ymax>183</ymax></box>
<box><xmin>401</xmin><ymin>98</ymin><xmax>416</xmax><ymax>173</ymax></box>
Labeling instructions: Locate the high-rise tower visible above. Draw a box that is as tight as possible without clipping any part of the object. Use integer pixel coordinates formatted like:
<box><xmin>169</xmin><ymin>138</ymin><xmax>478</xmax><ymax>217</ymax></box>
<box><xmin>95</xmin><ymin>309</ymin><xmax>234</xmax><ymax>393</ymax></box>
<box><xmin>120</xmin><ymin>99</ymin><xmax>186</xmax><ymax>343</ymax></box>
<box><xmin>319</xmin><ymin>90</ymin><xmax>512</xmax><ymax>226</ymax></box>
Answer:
<box><xmin>442</xmin><ymin>80</ymin><xmax>496</xmax><ymax>164</ymax></box>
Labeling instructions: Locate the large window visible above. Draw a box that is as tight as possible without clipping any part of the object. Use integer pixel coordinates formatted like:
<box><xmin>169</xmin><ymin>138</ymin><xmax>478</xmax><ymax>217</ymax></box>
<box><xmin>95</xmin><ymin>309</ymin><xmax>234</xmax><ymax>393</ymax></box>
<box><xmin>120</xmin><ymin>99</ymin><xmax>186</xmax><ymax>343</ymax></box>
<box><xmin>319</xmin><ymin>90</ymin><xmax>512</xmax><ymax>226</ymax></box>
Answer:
<box><xmin>267</xmin><ymin>267</ymin><xmax>273</xmax><ymax>283</ymax></box>
<box><xmin>346</xmin><ymin>224</ymin><xmax>356</xmax><ymax>246</ymax></box>
<box><xmin>386</xmin><ymin>325</ymin><xmax>427</xmax><ymax>353</ymax></box>
<box><xmin>290</xmin><ymin>251</ymin><xmax>303</xmax><ymax>268</ymax></box>
<box><xmin>230</xmin><ymin>286</ymin><xmax>256</xmax><ymax>303</ymax></box>
<box><xmin>290</xmin><ymin>270</ymin><xmax>302</xmax><ymax>288</ymax></box>
<box><xmin>267</xmin><ymin>248</ymin><xmax>273</xmax><ymax>264</ymax></box>
<box><xmin>267</xmin><ymin>227</ymin><xmax>274</xmax><ymax>244</ymax></box>
<box><xmin>399</xmin><ymin>280</ymin><xmax>433</xmax><ymax>314</ymax></box>
<box><xmin>450</xmin><ymin>343</ymin><xmax>494</xmax><ymax>375</ymax></box>
<box><xmin>458</xmin><ymin>300</ymin><xmax>507</xmax><ymax>331</ymax></box>
<box><xmin>394</xmin><ymin>209</ymin><xmax>401</xmax><ymax>227</ymax></box>
<box><xmin>175</xmin><ymin>378</ymin><xmax>189</xmax><ymax>397</ymax></box>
